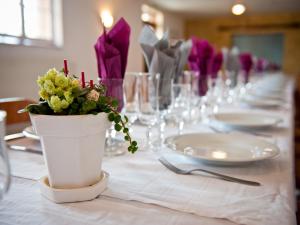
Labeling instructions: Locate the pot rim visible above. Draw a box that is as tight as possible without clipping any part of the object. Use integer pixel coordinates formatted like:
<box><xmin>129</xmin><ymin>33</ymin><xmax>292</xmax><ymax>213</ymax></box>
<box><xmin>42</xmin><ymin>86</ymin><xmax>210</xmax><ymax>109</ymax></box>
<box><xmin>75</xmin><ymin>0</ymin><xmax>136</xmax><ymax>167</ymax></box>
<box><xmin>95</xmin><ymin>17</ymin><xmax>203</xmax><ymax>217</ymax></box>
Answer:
<box><xmin>29</xmin><ymin>112</ymin><xmax>107</xmax><ymax>118</ymax></box>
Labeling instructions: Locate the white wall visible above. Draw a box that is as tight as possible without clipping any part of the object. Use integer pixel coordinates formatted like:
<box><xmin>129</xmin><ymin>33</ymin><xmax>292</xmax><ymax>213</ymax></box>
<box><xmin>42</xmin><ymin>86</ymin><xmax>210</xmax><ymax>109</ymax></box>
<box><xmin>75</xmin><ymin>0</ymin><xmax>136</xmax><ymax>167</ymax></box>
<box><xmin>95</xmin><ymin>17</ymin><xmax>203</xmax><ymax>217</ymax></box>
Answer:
<box><xmin>0</xmin><ymin>0</ymin><xmax>184</xmax><ymax>100</ymax></box>
<box><xmin>163</xmin><ymin>10</ymin><xmax>185</xmax><ymax>39</ymax></box>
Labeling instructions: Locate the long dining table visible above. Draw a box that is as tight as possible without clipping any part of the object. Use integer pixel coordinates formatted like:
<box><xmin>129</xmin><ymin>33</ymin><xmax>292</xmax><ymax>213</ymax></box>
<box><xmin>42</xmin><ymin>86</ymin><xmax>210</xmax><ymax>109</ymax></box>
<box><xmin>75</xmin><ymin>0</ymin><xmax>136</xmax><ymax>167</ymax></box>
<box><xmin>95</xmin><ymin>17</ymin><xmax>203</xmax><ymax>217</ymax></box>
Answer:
<box><xmin>0</xmin><ymin>76</ymin><xmax>297</xmax><ymax>225</ymax></box>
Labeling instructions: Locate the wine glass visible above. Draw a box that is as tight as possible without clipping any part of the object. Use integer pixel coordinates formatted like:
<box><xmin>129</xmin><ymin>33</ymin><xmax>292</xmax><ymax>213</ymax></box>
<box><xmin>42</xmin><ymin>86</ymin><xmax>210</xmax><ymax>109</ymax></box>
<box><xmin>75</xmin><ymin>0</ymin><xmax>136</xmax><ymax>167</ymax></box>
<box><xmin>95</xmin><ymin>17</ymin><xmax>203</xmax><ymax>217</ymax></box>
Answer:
<box><xmin>0</xmin><ymin>111</ymin><xmax>11</xmax><ymax>199</ymax></box>
<box><xmin>137</xmin><ymin>73</ymin><xmax>160</xmax><ymax>150</ymax></box>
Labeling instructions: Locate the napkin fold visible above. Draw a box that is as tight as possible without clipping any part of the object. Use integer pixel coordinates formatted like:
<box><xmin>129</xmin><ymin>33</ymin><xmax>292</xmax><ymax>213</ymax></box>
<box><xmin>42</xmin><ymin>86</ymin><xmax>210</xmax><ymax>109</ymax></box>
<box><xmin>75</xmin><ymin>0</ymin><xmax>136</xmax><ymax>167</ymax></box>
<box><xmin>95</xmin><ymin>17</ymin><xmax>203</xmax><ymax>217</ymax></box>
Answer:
<box><xmin>239</xmin><ymin>53</ymin><xmax>253</xmax><ymax>84</ymax></box>
<box><xmin>188</xmin><ymin>37</ymin><xmax>214</xmax><ymax>96</ymax></box>
<box><xmin>94</xmin><ymin>17</ymin><xmax>131</xmax><ymax>110</ymax></box>
<box><xmin>139</xmin><ymin>26</ymin><xmax>191</xmax><ymax>109</ymax></box>
<box><xmin>211</xmin><ymin>52</ymin><xmax>223</xmax><ymax>80</ymax></box>
<box><xmin>222</xmin><ymin>47</ymin><xmax>240</xmax><ymax>88</ymax></box>
<box><xmin>255</xmin><ymin>58</ymin><xmax>267</xmax><ymax>74</ymax></box>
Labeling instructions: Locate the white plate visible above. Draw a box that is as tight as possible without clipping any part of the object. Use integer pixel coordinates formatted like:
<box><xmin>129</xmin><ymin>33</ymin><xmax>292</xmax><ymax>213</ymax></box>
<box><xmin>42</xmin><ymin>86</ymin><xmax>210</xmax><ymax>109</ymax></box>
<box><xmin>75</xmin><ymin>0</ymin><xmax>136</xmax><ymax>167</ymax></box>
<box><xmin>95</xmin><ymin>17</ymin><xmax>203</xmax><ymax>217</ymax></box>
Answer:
<box><xmin>211</xmin><ymin>112</ymin><xmax>282</xmax><ymax>130</ymax></box>
<box><xmin>165</xmin><ymin>133</ymin><xmax>279</xmax><ymax>165</ymax></box>
<box><xmin>241</xmin><ymin>96</ymin><xmax>282</xmax><ymax>108</ymax></box>
<box><xmin>247</xmin><ymin>91</ymin><xmax>284</xmax><ymax>101</ymax></box>
<box><xmin>23</xmin><ymin>126</ymin><xmax>40</xmax><ymax>140</ymax></box>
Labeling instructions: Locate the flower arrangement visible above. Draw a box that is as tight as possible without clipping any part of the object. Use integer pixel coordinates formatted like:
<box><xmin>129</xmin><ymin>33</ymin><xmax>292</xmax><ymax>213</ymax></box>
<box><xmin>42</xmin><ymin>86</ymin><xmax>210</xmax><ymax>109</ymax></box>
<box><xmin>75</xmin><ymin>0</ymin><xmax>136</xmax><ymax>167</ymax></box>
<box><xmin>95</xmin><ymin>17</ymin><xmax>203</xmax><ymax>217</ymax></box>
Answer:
<box><xmin>21</xmin><ymin>63</ymin><xmax>138</xmax><ymax>153</ymax></box>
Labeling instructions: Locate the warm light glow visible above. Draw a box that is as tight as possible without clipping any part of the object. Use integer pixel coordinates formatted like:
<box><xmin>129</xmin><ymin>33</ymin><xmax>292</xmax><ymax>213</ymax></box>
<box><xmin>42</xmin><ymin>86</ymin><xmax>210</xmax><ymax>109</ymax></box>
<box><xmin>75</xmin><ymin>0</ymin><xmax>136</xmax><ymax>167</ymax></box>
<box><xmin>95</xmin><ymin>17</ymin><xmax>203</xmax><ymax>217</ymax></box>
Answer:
<box><xmin>141</xmin><ymin>13</ymin><xmax>151</xmax><ymax>22</ymax></box>
<box><xmin>101</xmin><ymin>10</ymin><xmax>114</xmax><ymax>28</ymax></box>
<box><xmin>232</xmin><ymin>3</ymin><xmax>246</xmax><ymax>16</ymax></box>
<box><xmin>211</xmin><ymin>151</ymin><xmax>227</xmax><ymax>159</ymax></box>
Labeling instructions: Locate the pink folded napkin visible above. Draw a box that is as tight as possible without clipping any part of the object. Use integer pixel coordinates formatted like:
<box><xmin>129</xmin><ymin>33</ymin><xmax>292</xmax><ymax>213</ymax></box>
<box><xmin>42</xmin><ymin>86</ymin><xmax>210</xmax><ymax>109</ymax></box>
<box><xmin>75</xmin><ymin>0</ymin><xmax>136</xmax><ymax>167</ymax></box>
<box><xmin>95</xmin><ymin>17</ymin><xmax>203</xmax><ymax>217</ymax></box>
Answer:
<box><xmin>188</xmin><ymin>37</ymin><xmax>214</xmax><ymax>96</ymax></box>
<box><xmin>211</xmin><ymin>52</ymin><xmax>223</xmax><ymax>80</ymax></box>
<box><xmin>94</xmin><ymin>17</ymin><xmax>131</xmax><ymax>110</ymax></box>
<box><xmin>255</xmin><ymin>58</ymin><xmax>267</xmax><ymax>74</ymax></box>
<box><xmin>239</xmin><ymin>53</ymin><xmax>253</xmax><ymax>83</ymax></box>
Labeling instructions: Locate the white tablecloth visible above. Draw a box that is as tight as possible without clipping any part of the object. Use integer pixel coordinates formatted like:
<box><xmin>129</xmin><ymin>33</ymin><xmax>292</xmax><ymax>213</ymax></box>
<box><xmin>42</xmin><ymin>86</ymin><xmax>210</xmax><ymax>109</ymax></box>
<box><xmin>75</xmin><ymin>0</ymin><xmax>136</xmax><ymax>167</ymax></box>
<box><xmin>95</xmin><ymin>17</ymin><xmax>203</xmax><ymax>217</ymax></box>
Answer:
<box><xmin>1</xmin><ymin>79</ymin><xmax>296</xmax><ymax>225</ymax></box>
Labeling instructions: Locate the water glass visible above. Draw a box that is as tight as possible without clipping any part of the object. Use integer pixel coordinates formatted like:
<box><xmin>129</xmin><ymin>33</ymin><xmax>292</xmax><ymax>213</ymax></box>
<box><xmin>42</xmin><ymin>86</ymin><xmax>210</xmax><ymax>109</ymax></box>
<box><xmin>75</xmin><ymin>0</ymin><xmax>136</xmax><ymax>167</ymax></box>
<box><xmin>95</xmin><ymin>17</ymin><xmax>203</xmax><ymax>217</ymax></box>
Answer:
<box><xmin>137</xmin><ymin>73</ymin><xmax>160</xmax><ymax>149</ymax></box>
<box><xmin>99</xmin><ymin>78</ymin><xmax>125</xmax><ymax>156</ymax></box>
<box><xmin>123</xmin><ymin>73</ymin><xmax>139</xmax><ymax>127</ymax></box>
<box><xmin>168</xmin><ymin>83</ymin><xmax>191</xmax><ymax>135</ymax></box>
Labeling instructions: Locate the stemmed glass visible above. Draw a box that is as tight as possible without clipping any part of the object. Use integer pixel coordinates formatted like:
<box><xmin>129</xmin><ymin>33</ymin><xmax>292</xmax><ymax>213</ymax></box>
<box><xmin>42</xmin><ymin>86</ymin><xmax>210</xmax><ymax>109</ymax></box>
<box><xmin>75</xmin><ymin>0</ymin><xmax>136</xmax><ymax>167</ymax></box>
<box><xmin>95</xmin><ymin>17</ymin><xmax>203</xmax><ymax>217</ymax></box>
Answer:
<box><xmin>137</xmin><ymin>73</ymin><xmax>160</xmax><ymax>150</ymax></box>
<box><xmin>0</xmin><ymin>111</ymin><xmax>10</xmax><ymax>199</ymax></box>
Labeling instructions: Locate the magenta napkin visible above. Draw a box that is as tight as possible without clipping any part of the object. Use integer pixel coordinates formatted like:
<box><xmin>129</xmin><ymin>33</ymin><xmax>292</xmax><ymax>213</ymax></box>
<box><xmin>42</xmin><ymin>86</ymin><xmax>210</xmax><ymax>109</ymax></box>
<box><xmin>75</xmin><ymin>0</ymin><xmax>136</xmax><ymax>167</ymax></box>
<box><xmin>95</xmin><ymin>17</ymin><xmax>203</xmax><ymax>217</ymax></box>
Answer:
<box><xmin>255</xmin><ymin>58</ymin><xmax>267</xmax><ymax>73</ymax></box>
<box><xmin>211</xmin><ymin>52</ymin><xmax>223</xmax><ymax>79</ymax></box>
<box><xmin>188</xmin><ymin>37</ymin><xmax>214</xmax><ymax>96</ymax></box>
<box><xmin>239</xmin><ymin>53</ymin><xmax>253</xmax><ymax>83</ymax></box>
<box><xmin>94</xmin><ymin>17</ymin><xmax>131</xmax><ymax>110</ymax></box>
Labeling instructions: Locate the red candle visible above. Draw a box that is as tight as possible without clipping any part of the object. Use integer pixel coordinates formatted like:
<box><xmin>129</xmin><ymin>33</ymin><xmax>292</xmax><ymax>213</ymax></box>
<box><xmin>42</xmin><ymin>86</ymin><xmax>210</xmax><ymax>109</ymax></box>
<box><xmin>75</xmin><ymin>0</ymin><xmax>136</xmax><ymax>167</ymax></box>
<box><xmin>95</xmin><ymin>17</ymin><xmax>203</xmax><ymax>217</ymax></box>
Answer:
<box><xmin>63</xmin><ymin>59</ymin><xmax>69</xmax><ymax>76</ymax></box>
<box><xmin>81</xmin><ymin>72</ymin><xmax>86</xmax><ymax>88</ymax></box>
<box><xmin>89</xmin><ymin>80</ymin><xmax>94</xmax><ymax>88</ymax></box>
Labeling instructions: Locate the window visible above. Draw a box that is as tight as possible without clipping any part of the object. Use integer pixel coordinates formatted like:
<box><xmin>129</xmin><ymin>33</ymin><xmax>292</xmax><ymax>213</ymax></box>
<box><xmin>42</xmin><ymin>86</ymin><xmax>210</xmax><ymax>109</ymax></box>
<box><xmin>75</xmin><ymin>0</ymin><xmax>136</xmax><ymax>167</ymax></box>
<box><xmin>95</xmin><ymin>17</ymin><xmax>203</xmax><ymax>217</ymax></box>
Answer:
<box><xmin>0</xmin><ymin>0</ymin><xmax>63</xmax><ymax>47</ymax></box>
<box><xmin>233</xmin><ymin>33</ymin><xmax>284</xmax><ymax>66</ymax></box>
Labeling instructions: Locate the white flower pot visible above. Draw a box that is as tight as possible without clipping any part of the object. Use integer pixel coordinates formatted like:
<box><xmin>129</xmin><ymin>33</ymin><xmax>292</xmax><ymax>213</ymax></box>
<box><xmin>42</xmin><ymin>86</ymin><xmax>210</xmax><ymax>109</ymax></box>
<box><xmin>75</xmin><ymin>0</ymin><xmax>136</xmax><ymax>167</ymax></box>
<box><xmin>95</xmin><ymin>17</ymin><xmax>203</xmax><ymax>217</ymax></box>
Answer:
<box><xmin>30</xmin><ymin>113</ymin><xmax>110</xmax><ymax>189</ymax></box>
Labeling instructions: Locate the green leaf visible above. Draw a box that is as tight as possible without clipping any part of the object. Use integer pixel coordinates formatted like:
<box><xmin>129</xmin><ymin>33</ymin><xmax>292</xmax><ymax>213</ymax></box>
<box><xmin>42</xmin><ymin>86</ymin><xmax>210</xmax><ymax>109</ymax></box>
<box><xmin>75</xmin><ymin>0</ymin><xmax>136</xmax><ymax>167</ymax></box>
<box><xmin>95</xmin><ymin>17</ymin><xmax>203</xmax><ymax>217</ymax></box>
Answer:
<box><xmin>132</xmin><ymin>141</ymin><xmax>137</xmax><ymax>146</ymax></box>
<box><xmin>80</xmin><ymin>100</ymin><xmax>97</xmax><ymax>114</ymax></box>
<box><xmin>114</xmin><ymin>115</ymin><xmax>121</xmax><ymax>123</ymax></box>
<box><xmin>108</xmin><ymin>112</ymin><xmax>115</xmax><ymax>121</ymax></box>
<box><xmin>123</xmin><ymin>127</ymin><xmax>129</xmax><ymax>133</ymax></box>
<box><xmin>111</xmin><ymin>99</ymin><xmax>118</xmax><ymax>108</ymax></box>
<box><xmin>124</xmin><ymin>115</ymin><xmax>129</xmax><ymax>123</ymax></box>
<box><xmin>114</xmin><ymin>123</ymin><xmax>122</xmax><ymax>132</ymax></box>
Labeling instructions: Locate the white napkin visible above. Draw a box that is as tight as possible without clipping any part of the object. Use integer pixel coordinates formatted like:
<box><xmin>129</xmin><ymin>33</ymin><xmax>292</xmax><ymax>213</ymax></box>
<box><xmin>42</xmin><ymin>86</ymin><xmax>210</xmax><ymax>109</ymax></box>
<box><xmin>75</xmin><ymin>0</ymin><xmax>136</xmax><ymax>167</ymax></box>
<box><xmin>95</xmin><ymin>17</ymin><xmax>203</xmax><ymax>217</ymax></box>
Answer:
<box><xmin>139</xmin><ymin>26</ymin><xmax>191</xmax><ymax>109</ymax></box>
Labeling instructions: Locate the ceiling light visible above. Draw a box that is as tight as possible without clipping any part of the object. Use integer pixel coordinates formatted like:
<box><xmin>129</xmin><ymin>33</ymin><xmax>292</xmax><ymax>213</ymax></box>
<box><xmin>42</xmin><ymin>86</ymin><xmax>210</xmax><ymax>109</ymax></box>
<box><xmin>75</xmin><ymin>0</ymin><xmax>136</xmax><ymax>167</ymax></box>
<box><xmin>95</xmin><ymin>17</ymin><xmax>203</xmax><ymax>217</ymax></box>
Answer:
<box><xmin>232</xmin><ymin>3</ymin><xmax>246</xmax><ymax>16</ymax></box>
<box><xmin>101</xmin><ymin>10</ymin><xmax>114</xmax><ymax>28</ymax></box>
<box><xmin>141</xmin><ymin>13</ymin><xmax>151</xmax><ymax>22</ymax></box>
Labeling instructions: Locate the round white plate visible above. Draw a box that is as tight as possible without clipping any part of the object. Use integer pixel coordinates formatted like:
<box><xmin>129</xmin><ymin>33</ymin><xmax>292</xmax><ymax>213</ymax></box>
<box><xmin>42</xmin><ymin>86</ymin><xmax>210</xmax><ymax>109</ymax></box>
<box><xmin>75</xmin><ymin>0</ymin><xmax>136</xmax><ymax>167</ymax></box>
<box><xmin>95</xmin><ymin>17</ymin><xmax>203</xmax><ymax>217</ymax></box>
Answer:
<box><xmin>165</xmin><ymin>133</ymin><xmax>279</xmax><ymax>165</ymax></box>
<box><xmin>211</xmin><ymin>112</ymin><xmax>282</xmax><ymax>130</ymax></box>
<box><xmin>247</xmin><ymin>91</ymin><xmax>284</xmax><ymax>101</ymax></box>
<box><xmin>23</xmin><ymin>126</ymin><xmax>40</xmax><ymax>140</ymax></box>
<box><xmin>241</xmin><ymin>96</ymin><xmax>282</xmax><ymax>108</ymax></box>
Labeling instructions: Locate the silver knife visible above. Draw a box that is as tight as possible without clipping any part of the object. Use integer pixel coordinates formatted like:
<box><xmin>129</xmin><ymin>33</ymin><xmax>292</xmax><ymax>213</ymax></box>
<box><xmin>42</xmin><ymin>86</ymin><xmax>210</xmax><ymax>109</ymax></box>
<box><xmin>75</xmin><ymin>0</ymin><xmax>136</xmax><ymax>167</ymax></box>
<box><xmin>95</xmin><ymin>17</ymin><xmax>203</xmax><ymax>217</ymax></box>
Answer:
<box><xmin>4</xmin><ymin>133</ymin><xmax>25</xmax><ymax>141</ymax></box>
<box><xmin>7</xmin><ymin>144</ymin><xmax>43</xmax><ymax>155</ymax></box>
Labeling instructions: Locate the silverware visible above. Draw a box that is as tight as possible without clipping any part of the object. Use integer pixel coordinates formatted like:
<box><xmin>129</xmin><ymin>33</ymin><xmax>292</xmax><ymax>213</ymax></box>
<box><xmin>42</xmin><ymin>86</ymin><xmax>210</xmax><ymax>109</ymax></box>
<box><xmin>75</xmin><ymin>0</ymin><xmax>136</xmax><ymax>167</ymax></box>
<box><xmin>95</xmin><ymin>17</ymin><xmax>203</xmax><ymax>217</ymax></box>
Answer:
<box><xmin>209</xmin><ymin>125</ymin><xmax>271</xmax><ymax>138</ymax></box>
<box><xmin>7</xmin><ymin>144</ymin><xmax>43</xmax><ymax>155</ymax></box>
<box><xmin>4</xmin><ymin>133</ymin><xmax>25</xmax><ymax>141</ymax></box>
<box><xmin>158</xmin><ymin>157</ymin><xmax>261</xmax><ymax>186</ymax></box>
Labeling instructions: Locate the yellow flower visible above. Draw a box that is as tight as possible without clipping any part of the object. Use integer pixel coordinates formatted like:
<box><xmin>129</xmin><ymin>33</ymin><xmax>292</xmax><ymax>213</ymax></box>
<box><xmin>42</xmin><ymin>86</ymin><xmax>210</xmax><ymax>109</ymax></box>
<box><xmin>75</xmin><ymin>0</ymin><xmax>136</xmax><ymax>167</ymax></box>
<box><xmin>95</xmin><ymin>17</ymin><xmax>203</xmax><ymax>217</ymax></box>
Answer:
<box><xmin>64</xmin><ymin>90</ymin><xmax>74</xmax><ymax>104</ymax></box>
<box><xmin>71</xmin><ymin>79</ymin><xmax>80</xmax><ymax>88</ymax></box>
<box><xmin>44</xmin><ymin>80</ymin><xmax>55</xmax><ymax>95</ymax></box>
<box><xmin>45</xmin><ymin>68</ymin><xmax>58</xmax><ymax>82</ymax></box>
<box><xmin>55</xmin><ymin>74</ymin><xmax>68</xmax><ymax>89</ymax></box>
<box><xmin>49</xmin><ymin>96</ymin><xmax>69</xmax><ymax>113</ymax></box>
<box><xmin>55</xmin><ymin>87</ymin><xmax>64</xmax><ymax>97</ymax></box>
<box><xmin>37</xmin><ymin>76</ymin><xmax>45</xmax><ymax>88</ymax></box>
<box><xmin>39</xmin><ymin>89</ymin><xmax>49</xmax><ymax>100</ymax></box>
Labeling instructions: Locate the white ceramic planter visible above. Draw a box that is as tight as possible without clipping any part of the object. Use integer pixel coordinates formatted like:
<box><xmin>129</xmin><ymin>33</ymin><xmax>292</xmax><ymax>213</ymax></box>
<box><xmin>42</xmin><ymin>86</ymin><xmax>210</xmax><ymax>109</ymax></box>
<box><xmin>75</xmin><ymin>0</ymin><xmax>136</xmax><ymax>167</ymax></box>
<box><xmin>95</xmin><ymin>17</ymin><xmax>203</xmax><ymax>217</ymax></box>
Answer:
<box><xmin>30</xmin><ymin>113</ymin><xmax>110</xmax><ymax>189</ymax></box>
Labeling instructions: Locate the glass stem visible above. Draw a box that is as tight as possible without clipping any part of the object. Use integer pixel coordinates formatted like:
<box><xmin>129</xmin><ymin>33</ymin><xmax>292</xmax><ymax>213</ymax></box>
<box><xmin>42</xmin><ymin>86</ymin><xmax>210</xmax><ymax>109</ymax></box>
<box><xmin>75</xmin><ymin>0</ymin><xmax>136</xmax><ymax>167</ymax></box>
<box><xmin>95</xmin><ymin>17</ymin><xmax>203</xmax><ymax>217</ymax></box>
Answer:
<box><xmin>146</xmin><ymin>125</ymin><xmax>152</xmax><ymax>149</ymax></box>
<box><xmin>158</xmin><ymin>115</ymin><xmax>165</xmax><ymax>147</ymax></box>
<box><xmin>178</xmin><ymin>119</ymin><xmax>184</xmax><ymax>135</ymax></box>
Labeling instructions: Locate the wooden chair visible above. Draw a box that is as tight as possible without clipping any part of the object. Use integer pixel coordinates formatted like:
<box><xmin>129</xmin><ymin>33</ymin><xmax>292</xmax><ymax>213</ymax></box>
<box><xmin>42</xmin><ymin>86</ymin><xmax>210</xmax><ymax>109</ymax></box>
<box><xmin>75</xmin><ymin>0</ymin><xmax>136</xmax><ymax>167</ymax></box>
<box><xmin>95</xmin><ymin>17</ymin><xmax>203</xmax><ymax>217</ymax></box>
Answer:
<box><xmin>0</xmin><ymin>97</ymin><xmax>36</xmax><ymax>134</ymax></box>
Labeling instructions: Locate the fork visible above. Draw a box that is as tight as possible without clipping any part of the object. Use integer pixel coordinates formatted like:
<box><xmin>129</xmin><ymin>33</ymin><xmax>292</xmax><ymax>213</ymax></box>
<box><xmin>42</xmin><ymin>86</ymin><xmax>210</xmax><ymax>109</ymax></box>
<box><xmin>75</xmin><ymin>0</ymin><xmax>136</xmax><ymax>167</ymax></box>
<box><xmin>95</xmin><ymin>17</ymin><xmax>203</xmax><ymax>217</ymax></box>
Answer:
<box><xmin>158</xmin><ymin>157</ymin><xmax>261</xmax><ymax>186</ymax></box>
